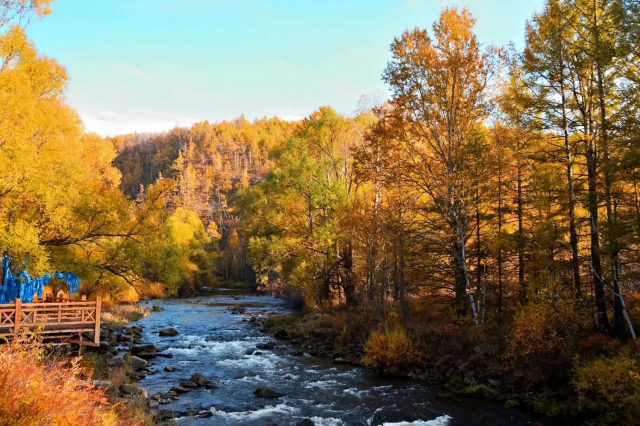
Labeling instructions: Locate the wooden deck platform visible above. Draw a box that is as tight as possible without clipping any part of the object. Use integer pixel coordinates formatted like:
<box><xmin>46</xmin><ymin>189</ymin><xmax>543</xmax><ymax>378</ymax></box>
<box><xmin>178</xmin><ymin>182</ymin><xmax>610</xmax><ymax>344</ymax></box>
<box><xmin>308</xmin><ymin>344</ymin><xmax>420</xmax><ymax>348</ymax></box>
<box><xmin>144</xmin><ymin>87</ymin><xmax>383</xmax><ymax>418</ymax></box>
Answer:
<box><xmin>0</xmin><ymin>297</ymin><xmax>101</xmax><ymax>346</ymax></box>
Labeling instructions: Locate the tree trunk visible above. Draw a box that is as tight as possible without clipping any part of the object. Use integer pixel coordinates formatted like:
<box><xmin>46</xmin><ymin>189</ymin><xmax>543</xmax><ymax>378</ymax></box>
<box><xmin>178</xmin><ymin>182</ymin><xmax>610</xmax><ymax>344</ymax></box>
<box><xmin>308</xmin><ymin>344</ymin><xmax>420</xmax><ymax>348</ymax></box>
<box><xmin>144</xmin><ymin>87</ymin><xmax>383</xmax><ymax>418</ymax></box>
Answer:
<box><xmin>517</xmin><ymin>138</ymin><xmax>526</xmax><ymax>303</ymax></box>
<box><xmin>587</xmin><ymin>144</ymin><xmax>611</xmax><ymax>332</ymax></box>
<box><xmin>593</xmin><ymin>1</ymin><xmax>626</xmax><ymax>342</ymax></box>
<box><xmin>342</xmin><ymin>242</ymin><xmax>358</xmax><ymax>307</ymax></box>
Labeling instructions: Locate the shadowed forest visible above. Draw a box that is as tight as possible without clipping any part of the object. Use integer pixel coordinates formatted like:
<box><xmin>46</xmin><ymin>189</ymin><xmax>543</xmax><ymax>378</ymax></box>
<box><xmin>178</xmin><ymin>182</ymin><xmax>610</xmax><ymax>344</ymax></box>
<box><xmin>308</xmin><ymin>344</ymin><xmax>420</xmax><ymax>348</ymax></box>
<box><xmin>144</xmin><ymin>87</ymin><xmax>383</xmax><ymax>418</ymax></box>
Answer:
<box><xmin>2</xmin><ymin>0</ymin><xmax>640</xmax><ymax>425</ymax></box>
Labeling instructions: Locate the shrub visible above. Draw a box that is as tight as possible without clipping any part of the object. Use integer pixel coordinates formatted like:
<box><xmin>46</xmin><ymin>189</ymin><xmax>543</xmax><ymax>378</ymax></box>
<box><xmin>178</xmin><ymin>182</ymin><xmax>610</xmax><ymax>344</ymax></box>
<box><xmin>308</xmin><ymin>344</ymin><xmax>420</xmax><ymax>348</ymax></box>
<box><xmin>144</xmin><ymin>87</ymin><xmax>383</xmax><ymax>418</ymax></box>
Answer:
<box><xmin>0</xmin><ymin>334</ymin><xmax>142</xmax><ymax>426</ymax></box>
<box><xmin>507</xmin><ymin>300</ymin><xmax>581</xmax><ymax>363</ymax></box>
<box><xmin>573</xmin><ymin>353</ymin><xmax>640</xmax><ymax>424</ymax></box>
<box><xmin>362</xmin><ymin>328</ymin><xmax>419</xmax><ymax>373</ymax></box>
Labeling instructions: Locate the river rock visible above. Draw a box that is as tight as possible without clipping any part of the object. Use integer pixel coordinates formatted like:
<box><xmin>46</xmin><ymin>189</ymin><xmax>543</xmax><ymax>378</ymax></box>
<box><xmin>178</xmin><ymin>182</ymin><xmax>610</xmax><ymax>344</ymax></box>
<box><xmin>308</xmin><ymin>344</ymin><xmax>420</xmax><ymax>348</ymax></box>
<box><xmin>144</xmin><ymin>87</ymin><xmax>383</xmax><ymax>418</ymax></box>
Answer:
<box><xmin>297</xmin><ymin>420</ymin><xmax>315</xmax><ymax>426</ymax></box>
<box><xmin>126</xmin><ymin>327</ymin><xmax>142</xmax><ymax>339</ymax></box>
<box><xmin>107</xmin><ymin>354</ymin><xmax>125</xmax><ymax>368</ymax></box>
<box><xmin>117</xmin><ymin>334</ymin><xmax>133</xmax><ymax>343</ymax></box>
<box><xmin>199</xmin><ymin>411</ymin><xmax>213</xmax><ymax>418</ymax></box>
<box><xmin>165</xmin><ymin>366</ymin><xmax>176</xmax><ymax>372</ymax></box>
<box><xmin>154</xmin><ymin>409</ymin><xmax>174</xmax><ymax>422</ymax></box>
<box><xmin>159</xmin><ymin>327</ymin><xmax>179</xmax><ymax>337</ymax></box>
<box><xmin>254</xmin><ymin>387</ymin><xmax>284</xmax><ymax>398</ymax></box>
<box><xmin>189</xmin><ymin>373</ymin><xmax>209</xmax><ymax>386</ymax></box>
<box><xmin>91</xmin><ymin>380</ymin><xmax>118</xmax><ymax>394</ymax></box>
<box><xmin>370</xmin><ymin>408</ymin><xmax>439</xmax><ymax>426</ymax></box>
<box><xmin>290</xmin><ymin>350</ymin><xmax>304</xmax><ymax>356</ymax></box>
<box><xmin>120</xmin><ymin>384</ymin><xmax>147</xmax><ymax>398</ymax></box>
<box><xmin>179</xmin><ymin>380</ymin><xmax>198</xmax><ymax>388</ymax></box>
<box><xmin>170</xmin><ymin>386</ymin><xmax>190</xmax><ymax>394</ymax></box>
<box><xmin>131</xmin><ymin>344</ymin><xmax>158</xmax><ymax>359</ymax></box>
<box><xmin>257</xmin><ymin>341</ymin><xmax>276</xmax><ymax>350</ymax></box>
<box><xmin>205</xmin><ymin>382</ymin><xmax>218</xmax><ymax>390</ymax></box>
<box><xmin>108</xmin><ymin>353</ymin><xmax>146</xmax><ymax>369</ymax></box>
<box><xmin>130</xmin><ymin>355</ymin><xmax>149</xmax><ymax>370</ymax></box>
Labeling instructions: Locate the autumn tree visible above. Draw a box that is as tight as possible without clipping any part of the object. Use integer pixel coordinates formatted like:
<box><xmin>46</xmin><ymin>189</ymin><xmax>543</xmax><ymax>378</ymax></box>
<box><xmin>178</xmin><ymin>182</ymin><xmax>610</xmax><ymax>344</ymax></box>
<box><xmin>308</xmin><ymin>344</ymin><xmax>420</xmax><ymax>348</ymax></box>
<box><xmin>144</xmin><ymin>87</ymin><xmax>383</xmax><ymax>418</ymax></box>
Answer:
<box><xmin>382</xmin><ymin>7</ymin><xmax>497</xmax><ymax>323</ymax></box>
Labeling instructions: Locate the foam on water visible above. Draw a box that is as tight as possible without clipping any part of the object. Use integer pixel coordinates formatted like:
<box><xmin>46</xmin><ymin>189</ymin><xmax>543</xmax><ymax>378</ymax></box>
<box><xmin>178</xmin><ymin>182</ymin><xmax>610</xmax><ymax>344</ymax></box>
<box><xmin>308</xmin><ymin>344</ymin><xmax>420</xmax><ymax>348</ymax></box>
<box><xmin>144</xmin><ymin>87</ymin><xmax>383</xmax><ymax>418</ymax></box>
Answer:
<box><xmin>304</xmin><ymin>379</ymin><xmax>340</xmax><ymax>388</ymax></box>
<box><xmin>216</xmin><ymin>352</ymin><xmax>281</xmax><ymax>370</ymax></box>
<box><xmin>177</xmin><ymin>403</ymin><xmax>300</xmax><ymax>422</ymax></box>
<box><xmin>343</xmin><ymin>387</ymin><xmax>370</xmax><ymax>397</ymax></box>
<box><xmin>308</xmin><ymin>417</ymin><xmax>346</xmax><ymax>426</ymax></box>
<box><xmin>381</xmin><ymin>416</ymin><xmax>452</xmax><ymax>426</ymax></box>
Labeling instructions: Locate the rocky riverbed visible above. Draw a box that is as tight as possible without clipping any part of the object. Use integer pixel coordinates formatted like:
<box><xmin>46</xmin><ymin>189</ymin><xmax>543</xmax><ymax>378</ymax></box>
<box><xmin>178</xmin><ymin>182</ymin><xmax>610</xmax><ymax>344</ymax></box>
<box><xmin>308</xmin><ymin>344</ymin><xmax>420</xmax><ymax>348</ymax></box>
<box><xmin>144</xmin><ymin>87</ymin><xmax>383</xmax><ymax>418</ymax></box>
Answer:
<box><xmin>93</xmin><ymin>293</ymin><xmax>563</xmax><ymax>426</ymax></box>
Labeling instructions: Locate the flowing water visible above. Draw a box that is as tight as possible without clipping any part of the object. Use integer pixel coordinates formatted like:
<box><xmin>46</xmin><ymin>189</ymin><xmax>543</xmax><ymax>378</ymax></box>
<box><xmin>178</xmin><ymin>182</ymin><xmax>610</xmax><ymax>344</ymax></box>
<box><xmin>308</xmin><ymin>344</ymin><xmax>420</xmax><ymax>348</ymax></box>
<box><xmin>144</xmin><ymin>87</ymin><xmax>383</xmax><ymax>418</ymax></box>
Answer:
<box><xmin>134</xmin><ymin>293</ymin><xmax>557</xmax><ymax>426</ymax></box>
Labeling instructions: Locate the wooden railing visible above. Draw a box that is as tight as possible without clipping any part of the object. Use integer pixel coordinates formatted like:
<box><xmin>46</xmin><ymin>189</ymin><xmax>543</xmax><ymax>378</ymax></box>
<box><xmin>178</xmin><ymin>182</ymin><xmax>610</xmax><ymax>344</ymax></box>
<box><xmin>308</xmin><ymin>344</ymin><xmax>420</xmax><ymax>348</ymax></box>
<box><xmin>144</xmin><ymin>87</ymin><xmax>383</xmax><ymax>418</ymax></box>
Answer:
<box><xmin>0</xmin><ymin>297</ymin><xmax>101</xmax><ymax>346</ymax></box>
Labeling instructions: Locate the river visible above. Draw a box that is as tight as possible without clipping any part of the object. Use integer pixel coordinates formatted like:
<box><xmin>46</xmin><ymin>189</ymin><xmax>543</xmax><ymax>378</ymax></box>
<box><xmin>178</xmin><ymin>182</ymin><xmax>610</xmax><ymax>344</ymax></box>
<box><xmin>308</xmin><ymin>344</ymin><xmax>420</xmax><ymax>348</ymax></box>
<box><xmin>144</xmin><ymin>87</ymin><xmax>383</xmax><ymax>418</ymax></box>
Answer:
<box><xmin>133</xmin><ymin>292</ymin><xmax>557</xmax><ymax>426</ymax></box>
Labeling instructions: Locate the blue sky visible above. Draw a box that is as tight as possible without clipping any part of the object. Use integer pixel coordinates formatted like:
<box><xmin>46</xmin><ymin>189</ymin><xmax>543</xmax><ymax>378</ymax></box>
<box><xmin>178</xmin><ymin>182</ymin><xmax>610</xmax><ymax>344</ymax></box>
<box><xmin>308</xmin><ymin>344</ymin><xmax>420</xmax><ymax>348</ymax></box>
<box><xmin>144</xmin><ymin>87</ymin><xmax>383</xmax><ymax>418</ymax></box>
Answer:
<box><xmin>25</xmin><ymin>0</ymin><xmax>543</xmax><ymax>136</ymax></box>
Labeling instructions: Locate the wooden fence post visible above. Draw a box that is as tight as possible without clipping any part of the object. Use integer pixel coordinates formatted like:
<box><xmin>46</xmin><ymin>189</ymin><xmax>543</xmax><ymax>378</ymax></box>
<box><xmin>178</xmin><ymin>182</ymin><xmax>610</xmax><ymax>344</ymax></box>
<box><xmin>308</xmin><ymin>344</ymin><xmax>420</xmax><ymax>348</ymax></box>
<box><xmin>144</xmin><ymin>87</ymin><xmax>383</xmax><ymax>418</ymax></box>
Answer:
<box><xmin>94</xmin><ymin>297</ymin><xmax>101</xmax><ymax>345</ymax></box>
<box><xmin>14</xmin><ymin>298</ymin><xmax>21</xmax><ymax>334</ymax></box>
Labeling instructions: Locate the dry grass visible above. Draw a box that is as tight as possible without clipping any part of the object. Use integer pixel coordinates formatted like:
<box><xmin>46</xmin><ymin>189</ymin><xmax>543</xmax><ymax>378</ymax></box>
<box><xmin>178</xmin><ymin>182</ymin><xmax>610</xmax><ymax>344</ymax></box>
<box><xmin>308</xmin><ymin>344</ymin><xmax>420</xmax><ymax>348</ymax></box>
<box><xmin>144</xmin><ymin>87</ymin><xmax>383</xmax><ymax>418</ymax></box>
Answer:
<box><xmin>0</xmin><ymin>334</ymin><xmax>147</xmax><ymax>426</ymax></box>
<box><xmin>102</xmin><ymin>304</ymin><xmax>149</xmax><ymax>324</ymax></box>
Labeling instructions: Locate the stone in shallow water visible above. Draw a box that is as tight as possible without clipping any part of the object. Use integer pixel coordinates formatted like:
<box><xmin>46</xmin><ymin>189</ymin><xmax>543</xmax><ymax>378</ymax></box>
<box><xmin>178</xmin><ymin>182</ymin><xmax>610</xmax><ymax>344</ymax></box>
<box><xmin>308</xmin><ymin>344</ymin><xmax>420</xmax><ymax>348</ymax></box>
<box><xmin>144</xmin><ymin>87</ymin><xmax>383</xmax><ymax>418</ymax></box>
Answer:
<box><xmin>179</xmin><ymin>380</ymin><xmax>198</xmax><ymax>388</ymax></box>
<box><xmin>170</xmin><ymin>386</ymin><xmax>190</xmax><ymax>394</ymax></box>
<box><xmin>164</xmin><ymin>365</ymin><xmax>176</xmax><ymax>372</ymax></box>
<box><xmin>254</xmin><ymin>387</ymin><xmax>284</xmax><ymax>398</ymax></box>
<box><xmin>189</xmin><ymin>373</ymin><xmax>209</xmax><ymax>386</ymax></box>
<box><xmin>159</xmin><ymin>327</ymin><xmax>179</xmax><ymax>337</ymax></box>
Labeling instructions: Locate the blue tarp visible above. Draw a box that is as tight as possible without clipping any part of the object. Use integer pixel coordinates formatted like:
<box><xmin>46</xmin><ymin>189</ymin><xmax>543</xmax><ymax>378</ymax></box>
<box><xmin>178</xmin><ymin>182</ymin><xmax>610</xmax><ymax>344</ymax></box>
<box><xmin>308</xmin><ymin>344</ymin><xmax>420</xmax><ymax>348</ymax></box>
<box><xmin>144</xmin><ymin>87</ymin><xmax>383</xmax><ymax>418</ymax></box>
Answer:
<box><xmin>0</xmin><ymin>255</ymin><xmax>80</xmax><ymax>303</ymax></box>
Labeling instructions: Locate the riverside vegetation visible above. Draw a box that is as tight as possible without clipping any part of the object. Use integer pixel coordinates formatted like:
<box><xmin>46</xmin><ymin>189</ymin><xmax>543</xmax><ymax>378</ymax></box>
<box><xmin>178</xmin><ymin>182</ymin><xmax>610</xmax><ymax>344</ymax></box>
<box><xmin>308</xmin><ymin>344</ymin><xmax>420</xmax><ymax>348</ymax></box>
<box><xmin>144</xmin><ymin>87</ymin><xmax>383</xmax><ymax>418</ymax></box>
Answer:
<box><xmin>1</xmin><ymin>0</ymin><xmax>640</xmax><ymax>425</ymax></box>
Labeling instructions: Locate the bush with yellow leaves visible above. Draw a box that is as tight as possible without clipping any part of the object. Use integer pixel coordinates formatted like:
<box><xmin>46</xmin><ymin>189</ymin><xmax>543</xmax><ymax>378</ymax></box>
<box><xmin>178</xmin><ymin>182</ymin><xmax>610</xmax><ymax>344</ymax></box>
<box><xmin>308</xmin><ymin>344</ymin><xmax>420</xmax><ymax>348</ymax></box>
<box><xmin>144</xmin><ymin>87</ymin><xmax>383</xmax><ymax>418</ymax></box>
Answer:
<box><xmin>362</xmin><ymin>328</ymin><xmax>419</xmax><ymax>374</ymax></box>
<box><xmin>507</xmin><ymin>299</ymin><xmax>582</xmax><ymax>363</ymax></box>
<box><xmin>573</xmin><ymin>352</ymin><xmax>640</xmax><ymax>424</ymax></box>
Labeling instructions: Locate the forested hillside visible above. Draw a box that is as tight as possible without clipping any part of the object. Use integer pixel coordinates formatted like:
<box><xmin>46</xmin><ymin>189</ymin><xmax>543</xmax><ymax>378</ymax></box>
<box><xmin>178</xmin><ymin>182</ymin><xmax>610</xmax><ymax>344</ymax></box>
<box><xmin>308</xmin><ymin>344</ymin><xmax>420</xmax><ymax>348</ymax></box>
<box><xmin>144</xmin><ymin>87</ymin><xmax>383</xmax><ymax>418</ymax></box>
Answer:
<box><xmin>110</xmin><ymin>117</ymin><xmax>297</xmax><ymax>286</ymax></box>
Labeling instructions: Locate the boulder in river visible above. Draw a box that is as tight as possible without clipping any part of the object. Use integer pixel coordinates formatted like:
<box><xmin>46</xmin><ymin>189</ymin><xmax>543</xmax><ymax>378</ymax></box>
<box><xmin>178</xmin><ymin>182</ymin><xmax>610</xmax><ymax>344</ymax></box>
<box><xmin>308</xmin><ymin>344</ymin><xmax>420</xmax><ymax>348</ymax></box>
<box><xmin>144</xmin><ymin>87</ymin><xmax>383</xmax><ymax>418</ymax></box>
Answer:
<box><xmin>170</xmin><ymin>386</ymin><xmax>190</xmax><ymax>394</ymax></box>
<box><xmin>179</xmin><ymin>380</ymin><xmax>198</xmax><ymax>388</ymax></box>
<box><xmin>159</xmin><ymin>327</ymin><xmax>179</xmax><ymax>337</ymax></box>
<box><xmin>297</xmin><ymin>420</ymin><xmax>315</xmax><ymax>426</ymax></box>
<box><xmin>370</xmin><ymin>407</ymin><xmax>440</xmax><ymax>426</ymax></box>
<box><xmin>189</xmin><ymin>373</ymin><xmax>209</xmax><ymax>386</ymax></box>
<box><xmin>254</xmin><ymin>387</ymin><xmax>284</xmax><ymax>398</ymax></box>
<box><xmin>257</xmin><ymin>341</ymin><xmax>276</xmax><ymax>350</ymax></box>
<box><xmin>164</xmin><ymin>366</ymin><xmax>176</xmax><ymax>372</ymax></box>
